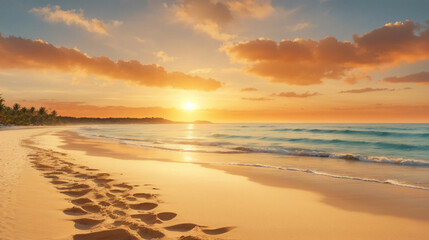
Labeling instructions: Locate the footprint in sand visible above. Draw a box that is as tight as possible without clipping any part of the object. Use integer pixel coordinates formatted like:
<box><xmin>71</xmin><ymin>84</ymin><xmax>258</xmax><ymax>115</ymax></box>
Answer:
<box><xmin>132</xmin><ymin>212</ymin><xmax>177</xmax><ymax>224</ymax></box>
<box><xmin>30</xmin><ymin>148</ymin><xmax>235</xmax><ymax>240</ymax></box>
<box><xmin>58</xmin><ymin>183</ymin><xmax>90</xmax><ymax>190</ymax></box>
<box><xmin>113</xmin><ymin>210</ymin><xmax>127</xmax><ymax>216</ymax></box>
<box><xmin>63</xmin><ymin>207</ymin><xmax>87</xmax><ymax>216</ymax></box>
<box><xmin>129</xmin><ymin>202</ymin><xmax>158</xmax><ymax>211</ymax></box>
<box><xmin>44</xmin><ymin>175</ymin><xmax>59</xmax><ymax>180</ymax></box>
<box><xmin>138</xmin><ymin>226</ymin><xmax>165</xmax><ymax>239</ymax></box>
<box><xmin>50</xmin><ymin>180</ymin><xmax>69</xmax><ymax>185</ymax></box>
<box><xmin>71</xmin><ymin>198</ymin><xmax>93</xmax><ymax>206</ymax></box>
<box><xmin>131</xmin><ymin>213</ymin><xmax>159</xmax><ymax>225</ymax></box>
<box><xmin>75</xmin><ymin>173</ymin><xmax>94</xmax><ymax>179</ymax></box>
<box><xmin>126</xmin><ymin>196</ymin><xmax>137</xmax><ymax>201</ymax></box>
<box><xmin>112</xmin><ymin>200</ymin><xmax>128</xmax><ymax>209</ymax></box>
<box><xmin>73</xmin><ymin>228</ymin><xmax>139</xmax><ymax>240</ymax></box>
<box><xmin>73</xmin><ymin>218</ymin><xmax>104</xmax><ymax>230</ymax></box>
<box><xmin>165</xmin><ymin>223</ymin><xmax>200</xmax><ymax>232</ymax></box>
<box><xmin>178</xmin><ymin>236</ymin><xmax>206</xmax><ymax>240</ymax></box>
<box><xmin>201</xmin><ymin>227</ymin><xmax>235</xmax><ymax>235</ymax></box>
<box><xmin>113</xmin><ymin>183</ymin><xmax>134</xmax><ymax>190</ymax></box>
<box><xmin>81</xmin><ymin>203</ymin><xmax>102</xmax><ymax>213</ymax></box>
<box><xmin>110</xmin><ymin>189</ymin><xmax>126</xmax><ymax>194</ymax></box>
<box><xmin>157</xmin><ymin>212</ymin><xmax>177</xmax><ymax>221</ymax></box>
<box><xmin>166</xmin><ymin>224</ymin><xmax>234</xmax><ymax>235</ymax></box>
<box><xmin>98</xmin><ymin>200</ymin><xmax>110</xmax><ymax>207</ymax></box>
<box><xmin>133</xmin><ymin>193</ymin><xmax>157</xmax><ymax>199</ymax></box>
<box><xmin>113</xmin><ymin>220</ymin><xmax>140</xmax><ymax>229</ymax></box>
<box><xmin>106</xmin><ymin>192</ymin><xmax>116</xmax><ymax>198</ymax></box>
<box><xmin>61</xmin><ymin>189</ymin><xmax>91</xmax><ymax>197</ymax></box>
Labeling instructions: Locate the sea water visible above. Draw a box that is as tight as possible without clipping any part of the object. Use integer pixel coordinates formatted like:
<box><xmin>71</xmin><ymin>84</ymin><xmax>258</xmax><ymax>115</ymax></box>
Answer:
<box><xmin>75</xmin><ymin>123</ymin><xmax>429</xmax><ymax>190</ymax></box>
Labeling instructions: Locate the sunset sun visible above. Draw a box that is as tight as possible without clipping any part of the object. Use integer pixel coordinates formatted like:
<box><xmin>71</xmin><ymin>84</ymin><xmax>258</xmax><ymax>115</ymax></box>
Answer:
<box><xmin>182</xmin><ymin>101</ymin><xmax>196</xmax><ymax>111</ymax></box>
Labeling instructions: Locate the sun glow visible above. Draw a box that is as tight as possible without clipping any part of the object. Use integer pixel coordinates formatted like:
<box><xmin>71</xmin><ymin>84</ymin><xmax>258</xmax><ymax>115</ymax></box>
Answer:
<box><xmin>182</xmin><ymin>101</ymin><xmax>197</xmax><ymax>111</ymax></box>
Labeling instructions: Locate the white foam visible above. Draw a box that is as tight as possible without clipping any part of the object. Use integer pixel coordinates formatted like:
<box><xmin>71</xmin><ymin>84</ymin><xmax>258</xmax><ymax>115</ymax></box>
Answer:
<box><xmin>214</xmin><ymin>162</ymin><xmax>429</xmax><ymax>191</ymax></box>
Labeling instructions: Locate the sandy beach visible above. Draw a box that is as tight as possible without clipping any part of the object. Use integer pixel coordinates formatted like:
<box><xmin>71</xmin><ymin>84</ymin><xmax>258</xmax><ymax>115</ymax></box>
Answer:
<box><xmin>1</xmin><ymin>126</ymin><xmax>429</xmax><ymax>240</ymax></box>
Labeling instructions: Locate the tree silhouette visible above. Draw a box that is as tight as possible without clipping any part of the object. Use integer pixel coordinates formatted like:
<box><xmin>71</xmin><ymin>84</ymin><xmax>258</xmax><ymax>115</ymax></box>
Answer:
<box><xmin>0</xmin><ymin>95</ymin><xmax>60</xmax><ymax>126</ymax></box>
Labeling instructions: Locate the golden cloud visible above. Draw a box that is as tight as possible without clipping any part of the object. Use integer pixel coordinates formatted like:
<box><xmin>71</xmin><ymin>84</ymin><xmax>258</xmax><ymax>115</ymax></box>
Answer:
<box><xmin>241</xmin><ymin>97</ymin><xmax>271</xmax><ymax>101</ymax></box>
<box><xmin>172</xmin><ymin>0</ymin><xmax>273</xmax><ymax>41</ymax></box>
<box><xmin>340</xmin><ymin>88</ymin><xmax>392</xmax><ymax>94</ymax></box>
<box><xmin>240</xmin><ymin>87</ymin><xmax>258</xmax><ymax>91</ymax></box>
<box><xmin>154</xmin><ymin>51</ymin><xmax>175</xmax><ymax>63</ymax></box>
<box><xmin>272</xmin><ymin>92</ymin><xmax>320</xmax><ymax>98</ymax></box>
<box><xmin>0</xmin><ymin>33</ymin><xmax>221</xmax><ymax>91</ymax></box>
<box><xmin>384</xmin><ymin>72</ymin><xmax>429</xmax><ymax>84</ymax></box>
<box><xmin>226</xmin><ymin>20</ymin><xmax>429</xmax><ymax>85</ymax></box>
<box><xmin>30</xmin><ymin>5</ymin><xmax>121</xmax><ymax>35</ymax></box>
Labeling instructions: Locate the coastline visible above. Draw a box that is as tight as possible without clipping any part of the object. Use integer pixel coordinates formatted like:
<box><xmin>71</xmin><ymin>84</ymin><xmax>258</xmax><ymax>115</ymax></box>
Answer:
<box><xmin>58</xmin><ymin>129</ymin><xmax>429</xmax><ymax>221</ymax></box>
<box><xmin>1</xmin><ymin>127</ymin><xmax>429</xmax><ymax>239</ymax></box>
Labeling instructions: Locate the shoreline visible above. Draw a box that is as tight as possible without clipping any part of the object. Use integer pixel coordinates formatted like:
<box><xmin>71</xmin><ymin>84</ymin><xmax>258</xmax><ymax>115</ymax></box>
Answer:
<box><xmin>58</xmin><ymin>129</ymin><xmax>429</xmax><ymax>222</ymax></box>
<box><xmin>1</xmin><ymin>127</ymin><xmax>429</xmax><ymax>239</ymax></box>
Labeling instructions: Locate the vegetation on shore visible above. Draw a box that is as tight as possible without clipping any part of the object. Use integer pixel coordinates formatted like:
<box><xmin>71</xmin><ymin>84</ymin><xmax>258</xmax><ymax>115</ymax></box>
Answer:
<box><xmin>0</xmin><ymin>95</ymin><xmax>59</xmax><ymax>125</ymax></box>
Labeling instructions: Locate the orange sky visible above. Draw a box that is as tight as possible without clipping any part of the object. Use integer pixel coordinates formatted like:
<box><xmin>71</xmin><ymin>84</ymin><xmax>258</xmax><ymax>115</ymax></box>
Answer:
<box><xmin>0</xmin><ymin>1</ymin><xmax>428</xmax><ymax>122</ymax></box>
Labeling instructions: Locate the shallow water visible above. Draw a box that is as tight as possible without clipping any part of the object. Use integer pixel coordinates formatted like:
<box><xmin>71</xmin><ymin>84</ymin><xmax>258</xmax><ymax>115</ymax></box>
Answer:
<box><xmin>75</xmin><ymin>123</ymin><xmax>429</xmax><ymax>190</ymax></box>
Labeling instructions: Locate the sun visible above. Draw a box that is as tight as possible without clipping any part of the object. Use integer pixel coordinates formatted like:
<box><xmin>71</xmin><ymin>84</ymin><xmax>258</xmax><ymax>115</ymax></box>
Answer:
<box><xmin>182</xmin><ymin>101</ymin><xmax>197</xmax><ymax>111</ymax></box>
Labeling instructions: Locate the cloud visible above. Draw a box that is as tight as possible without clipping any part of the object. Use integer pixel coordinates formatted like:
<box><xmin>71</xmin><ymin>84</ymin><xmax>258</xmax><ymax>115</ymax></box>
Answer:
<box><xmin>344</xmin><ymin>72</ymin><xmax>372</xmax><ymax>85</ymax></box>
<box><xmin>340</xmin><ymin>88</ymin><xmax>390</xmax><ymax>94</ymax></box>
<box><xmin>272</xmin><ymin>92</ymin><xmax>320</xmax><ymax>98</ymax></box>
<box><xmin>226</xmin><ymin>0</ymin><xmax>274</xmax><ymax>19</ymax></box>
<box><xmin>171</xmin><ymin>0</ymin><xmax>273</xmax><ymax>41</ymax></box>
<box><xmin>340</xmin><ymin>87</ymin><xmax>412</xmax><ymax>93</ymax></box>
<box><xmin>189</xmin><ymin>68</ymin><xmax>214</xmax><ymax>74</ymax></box>
<box><xmin>154</xmin><ymin>51</ymin><xmax>175</xmax><ymax>62</ymax></box>
<box><xmin>291</xmin><ymin>22</ymin><xmax>310</xmax><ymax>31</ymax></box>
<box><xmin>30</xmin><ymin>5</ymin><xmax>121</xmax><ymax>35</ymax></box>
<box><xmin>240</xmin><ymin>87</ymin><xmax>258</xmax><ymax>91</ymax></box>
<box><xmin>241</xmin><ymin>97</ymin><xmax>271</xmax><ymax>101</ymax></box>
<box><xmin>135</xmin><ymin>37</ymin><xmax>145</xmax><ymax>44</ymax></box>
<box><xmin>0</xmin><ymin>33</ymin><xmax>221</xmax><ymax>91</ymax></box>
<box><xmin>226</xmin><ymin>20</ymin><xmax>429</xmax><ymax>85</ymax></box>
<box><xmin>383</xmin><ymin>72</ymin><xmax>429</xmax><ymax>85</ymax></box>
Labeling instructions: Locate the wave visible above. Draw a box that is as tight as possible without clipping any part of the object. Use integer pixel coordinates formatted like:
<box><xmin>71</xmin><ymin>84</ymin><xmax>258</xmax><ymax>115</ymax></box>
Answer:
<box><xmin>272</xmin><ymin>128</ymin><xmax>429</xmax><ymax>138</ymax></box>
<box><xmin>214</xmin><ymin>162</ymin><xmax>429</xmax><ymax>191</ymax></box>
<box><xmin>213</xmin><ymin>133</ymin><xmax>428</xmax><ymax>151</ymax></box>
<box><xmin>261</xmin><ymin>136</ymin><xmax>428</xmax><ymax>151</ymax></box>
<box><xmin>76</xmin><ymin>130</ymin><xmax>429</xmax><ymax>167</ymax></box>
<box><xmin>212</xmin><ymin>133</ymin><xmax>254</xmax><ymax>139</ymax></box>
<box><xmin>116</xmin><ymin>140</ymin><xmax>244</xmax><ymax>154</ymax></box>
<box><xmin>171</xmin><ymin>140</ymin><xmax>232</xmax><ymax>147</ymax></box>
<box><xmin>230</xmin><ymin>146</ymin><xmax>429</xmax><ymax>167</ymax></box>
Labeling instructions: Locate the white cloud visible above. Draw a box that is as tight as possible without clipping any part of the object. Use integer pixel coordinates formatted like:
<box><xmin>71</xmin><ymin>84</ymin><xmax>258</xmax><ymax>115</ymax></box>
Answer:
<box><xmin>154</xmin><ymin>51</ymin><xmax>175</xmax><ymax>62</ymax></box>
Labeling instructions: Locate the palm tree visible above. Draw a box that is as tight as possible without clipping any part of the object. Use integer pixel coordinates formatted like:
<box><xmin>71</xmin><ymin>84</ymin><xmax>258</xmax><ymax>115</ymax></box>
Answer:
<box><xmin>0</xmin><ymin>96</ymin><xmax>59</xmax><ymax>126</ymax></box>
<box><xmin>13</xmin><ymin>103</ymin><xmax>20</xmax><ymax>112</ymax></box>
<box><xmin>38</xmin><ymin>107</ymin><xmax>46</xmax><ymax>115</ymax></box>
<box><xmin>0</xmin><ymin>95</ymin><xmax>4</xmax><ymax>112</ymax></box>
<box><xmin>0</xmin><ymin>95</ymin><xmax>5</xmax><ymax>125</ymax></box>
<box><xmin>37</xmin><ymin>107</ymin><xmax>47</xmax><ymax>125</ymax></box>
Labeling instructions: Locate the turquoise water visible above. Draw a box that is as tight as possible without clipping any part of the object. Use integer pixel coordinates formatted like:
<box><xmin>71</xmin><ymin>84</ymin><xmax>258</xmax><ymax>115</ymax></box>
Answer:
<box><xmin>75</xmin><ymin>123</ymin><xmax>429</xmax><ymax>190</ymax></box>
<box><xmin>77</xmin><ymin>123</ymin><xmax>429</xmax><ymax>164</ymax></box>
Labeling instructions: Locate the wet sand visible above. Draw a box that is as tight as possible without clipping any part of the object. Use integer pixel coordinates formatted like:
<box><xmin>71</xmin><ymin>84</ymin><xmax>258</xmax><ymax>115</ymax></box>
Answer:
<box><xmin>1</xmin><ymin>127</ymin><xmax>429</xmax><ymax>239</ymax></box>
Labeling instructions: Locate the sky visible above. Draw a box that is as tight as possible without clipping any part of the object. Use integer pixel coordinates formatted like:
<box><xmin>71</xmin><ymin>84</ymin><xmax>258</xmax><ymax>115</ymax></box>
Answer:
<box><xmin>0</xmin><ymin>0</ymin><xmax>428</xmax><ymax>122</ymax></box>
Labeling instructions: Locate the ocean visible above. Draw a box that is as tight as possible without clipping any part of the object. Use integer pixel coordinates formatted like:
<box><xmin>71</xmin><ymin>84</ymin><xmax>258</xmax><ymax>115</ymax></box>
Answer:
<box><xmin>74</xmin><ymin>123</ymin><xmax>429</xmax><ymax>190</ymax></box>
